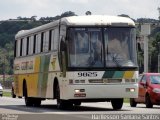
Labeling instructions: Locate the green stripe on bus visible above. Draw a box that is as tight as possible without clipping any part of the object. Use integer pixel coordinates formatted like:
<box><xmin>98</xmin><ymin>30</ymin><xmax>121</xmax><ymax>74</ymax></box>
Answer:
<box><xmin>113</xmin><ymin>71</ymin><xmax>124</xmax><ymax>78</ymax></box>
<box><xmin>103</xmin><ymin>71</ymin><xmax>125</xmax><ymax>78</ymax></box>
<box><xmin>38</xmin><ymin>55</ymin><xmax>51</xmax><ymax>97</ymax></box>
<box><xmin>102</xmin><ymin>71</ymin><xmax>115</xmax><ymax>78</ymax></box>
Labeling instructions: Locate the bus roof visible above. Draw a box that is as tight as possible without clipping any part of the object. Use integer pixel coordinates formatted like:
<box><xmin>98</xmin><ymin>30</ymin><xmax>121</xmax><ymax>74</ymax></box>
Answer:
<box><xmin>63</xmin><ymin>15</ymin><xmax>135</xmax><ymax>26</ymax></box>
<box><xmin>15</xmin><ymin>15</ymin><xmax>135</xmax><ymax>39</ymax></box>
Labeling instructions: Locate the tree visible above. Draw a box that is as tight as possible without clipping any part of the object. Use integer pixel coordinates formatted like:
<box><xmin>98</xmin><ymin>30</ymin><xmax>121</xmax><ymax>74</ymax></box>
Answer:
<box><xmin>31</xmin><ymin>16</ymin><xmax>37</xmax><ymax>21</ymax></box>
<box><xmin>85</xmin><ymin>11</ymin><xmax>92</xmax><ymax>15</ymax></box>
<box><xmin>61</xmin><ymin>11</ymin><xmax>77</xmax><ymax>18</ymax></box>
<box><xmin>149</xmin><ymin>32</ymin><xmax>160</xmax><ymax>72</ymax></box>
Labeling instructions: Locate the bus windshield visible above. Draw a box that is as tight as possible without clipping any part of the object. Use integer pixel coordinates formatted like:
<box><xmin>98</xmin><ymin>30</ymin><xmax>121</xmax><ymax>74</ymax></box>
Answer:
<box><xmin>67</xmin><ymin>27</ymin><xmax>137</xmax><ymax>68</ymax></box>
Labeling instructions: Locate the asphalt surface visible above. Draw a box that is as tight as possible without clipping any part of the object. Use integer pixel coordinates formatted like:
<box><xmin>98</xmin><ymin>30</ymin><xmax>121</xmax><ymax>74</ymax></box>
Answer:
<box><xmin>0</xmin><ymin>97</ymin><xmax>160</xmax><ymax>120</ymax></box>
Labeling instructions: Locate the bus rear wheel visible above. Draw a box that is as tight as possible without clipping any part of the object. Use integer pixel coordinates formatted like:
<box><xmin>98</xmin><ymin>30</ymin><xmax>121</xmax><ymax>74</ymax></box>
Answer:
<box><xmin>25</xmin><ymin>97</ymin><xmax>34</xmax><ymax>106</ymax></box>
<box><xmin>33</xmin><ymin>98</ymin><xmax>41</xmax><ymax>107</ymax></box>
<box><xmin>24</xmin><ymin>82</ymin><xmax>33</xmax><ymax>106</ymax></box>
<box><xmin>111</xmin><ymin>98</ymin><xmax>123</xmax><ymax>110</ymax></box>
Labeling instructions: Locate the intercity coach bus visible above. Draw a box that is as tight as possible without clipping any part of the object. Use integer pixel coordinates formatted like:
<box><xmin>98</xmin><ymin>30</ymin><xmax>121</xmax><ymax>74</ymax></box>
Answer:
<box><xmin>14</xmin><ymin>15</ymin><xmax>138</xmax><ymax>110</ymax></box>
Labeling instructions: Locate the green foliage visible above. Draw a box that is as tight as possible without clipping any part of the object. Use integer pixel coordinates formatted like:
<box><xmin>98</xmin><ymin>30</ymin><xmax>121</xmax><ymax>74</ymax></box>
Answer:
<box><xmin>0</xmin><ymin>21</ymin><xmax>49</xmax><ymax>75</ymax></box>
<box><xmin>3</xmin><ymin>91</ymin><xmax>11</xmax><ymax>97</ymax></box>
<box><xmin>149</xmin><ymin>32</ymin><xmax>160</xmax><ymax>72</ymax></box>
<box><xmin>0</xmin><ymin>11</ymin><xmax>77</xmax><ymax>75</ymax></box>
<box><xmin>0</xmin><ymin>12</ymin><xmax>159</xmax><ymax>74</ymax></box>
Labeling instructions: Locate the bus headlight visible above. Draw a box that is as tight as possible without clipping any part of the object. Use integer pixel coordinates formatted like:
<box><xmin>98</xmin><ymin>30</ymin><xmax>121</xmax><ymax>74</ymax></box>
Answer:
<box><xmin>74</xmin><ymin>89</ymin><xmax>86</xmax><ymax>97</ymax></box>
<box><xmin>126</xmin><ymin>88</ymin><xmax>135</xmax><ymax>92</ymax></box>
<box><xmin>75</xmin><ymin>89</ymin><xmax>80</xmax><ymax>93</ymax></box>
<box><xmin>74</xmin><ymin>89</ymin><xmax>85</xmax><ymax>93</ymax></box>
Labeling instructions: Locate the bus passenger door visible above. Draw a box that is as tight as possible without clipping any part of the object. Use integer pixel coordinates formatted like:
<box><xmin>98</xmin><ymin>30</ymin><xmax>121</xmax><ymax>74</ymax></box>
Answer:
<box><xmin>60</xmin><ymin>37</ymin><xmax>67</xmax><ymax>77</ymax></box>
<box><xmin>59</xmin><ymin>23</ymin><xmax>67</xmax><ymax>77</ymax></box>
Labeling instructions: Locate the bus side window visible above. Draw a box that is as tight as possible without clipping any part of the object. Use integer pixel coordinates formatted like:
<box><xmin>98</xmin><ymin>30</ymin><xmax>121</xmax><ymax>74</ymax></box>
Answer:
<box><xmin>26</xmin><ymin>37</ymin><xmax>29</xmax><ymax>55</ymax></box>
<box><xmin>43</xmin><ymin>32</ymin><xmax>49</xmax><ymax>52</ymax></box>
<box><xmin>29</xmin><ymin>36</ymin><xmax>34</xmax><ymax>55</ymax></box>
<box><xmin>22</xmin><ymin>38</ymin><xmax>27</xmax><ymax>56</ymax></box>
<box><xmin>33</xmin><ymin>34</ymin><xmax>37</xmax><ymax>54</ymax></box>
<box><xmin>17</xmin><ymin>39</ymin><xmax>21</xmax><ymax>57</ymax></box>
<box><xmin>53</xmin><ymin>28</ymin><xmax>58</xmax><ymax>51</ymax></box>
<box><xmin>48</xmin><ymin>30</ymin><xmax>52</xmax><ymax>51</ymax></box>
<box><xmin>41</xmin><ymin>32</ymin><xmax>44</xmax><ymax>52</ymax></box>
<box><xmin>20</xmin><ymin>38</ymin><xmax>23</xmax><ymax>56</ymax></box>
<box><xmin>36</xmin><ymin>34</ymin><xmax>41</xmax><ymax>53</ymax></box>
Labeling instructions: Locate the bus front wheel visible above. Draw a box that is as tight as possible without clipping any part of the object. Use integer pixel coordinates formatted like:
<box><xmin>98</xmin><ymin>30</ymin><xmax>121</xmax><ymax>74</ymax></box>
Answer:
<box><xmin>111</xmin><ymin>98</ymin><xmax>123</xmax><ymax>110</ymax></box>
<box><xmin>56</xmin><ymin>84</ymin><xmax>73</xmax><ymax>109</ymax></box>
<box><xmin>130</xmin><ymin>98</ymin><xmax>137</xmax><ymax>107</ymax></box>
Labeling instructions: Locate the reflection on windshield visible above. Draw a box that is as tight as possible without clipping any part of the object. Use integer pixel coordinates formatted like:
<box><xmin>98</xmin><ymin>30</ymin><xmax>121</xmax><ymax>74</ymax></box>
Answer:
<box><xmin>68</xmin><ymin>28</ymin><xmax>104</xmax><ymax>67</ymax></box>
<box><xmin>150</xmin><ymin>76</ymin><xmax>160</xmax><ymax>84</ymax></box>
<box><xmin>105</xmin><ymin>28</ymin><xmax>136</xmax><ymax>67</ymax></box>
<box><xmin>67</xmin><ymin>27</ymin><xmax>137</xmax><ymax>68</ymax></box>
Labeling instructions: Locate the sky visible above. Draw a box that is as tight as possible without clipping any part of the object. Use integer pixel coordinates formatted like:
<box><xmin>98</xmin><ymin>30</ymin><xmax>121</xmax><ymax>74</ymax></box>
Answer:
<box><xmin>0</xmin><ymin>0</ymin><xmax>160</xmax><ymax>20</ymax></box>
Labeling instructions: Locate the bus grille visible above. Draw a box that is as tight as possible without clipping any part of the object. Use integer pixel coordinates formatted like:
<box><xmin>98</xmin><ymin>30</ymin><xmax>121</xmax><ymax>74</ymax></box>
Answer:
<box><xmin>88</xmin><ymin>79</ymin><xmax>122</xmax><ymax>83</ymax></box>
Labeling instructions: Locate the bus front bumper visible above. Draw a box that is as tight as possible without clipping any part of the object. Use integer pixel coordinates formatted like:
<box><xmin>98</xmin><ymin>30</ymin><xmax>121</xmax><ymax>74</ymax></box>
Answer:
<box><xmin>61</xmin><ymin>84</ymin><xmax>138</xmax><ymax>100</ymax></box>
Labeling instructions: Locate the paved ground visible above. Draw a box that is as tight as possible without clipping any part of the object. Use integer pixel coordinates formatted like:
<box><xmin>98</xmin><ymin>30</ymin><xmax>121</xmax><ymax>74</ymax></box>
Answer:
<box><xmin>0</xmin><ymin>97</ymin><xmax>160</xmax><ymax>120</ymax></box>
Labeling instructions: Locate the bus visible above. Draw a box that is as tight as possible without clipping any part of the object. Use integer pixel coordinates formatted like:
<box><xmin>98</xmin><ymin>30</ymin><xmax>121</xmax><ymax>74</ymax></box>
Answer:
<box><xmin>14</xmin><ymin>15</ymin><xmax>138</xmax><ymax>110</ymax></box>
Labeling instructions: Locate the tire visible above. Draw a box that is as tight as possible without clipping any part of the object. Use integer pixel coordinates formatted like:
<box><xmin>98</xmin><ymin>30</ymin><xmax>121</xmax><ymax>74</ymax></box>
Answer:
<box><xmin>56</xmin><ymin>84</ymin><xmax>64</xmax><ymax>109</ymax></box>
<box><xmin>130</xmin><ymin>98</ymin><xmax>137</xmax><ymax>107</ymax></box>
<box><xmin>145</xmin><ymin>95</ymin><xmax>153</xmax><ymax>108</ymax></box>
<box><xmin>24</xmin><ymin>82</ymin><xmax>33</xmax><ymax>107</ymax></box>
<box><xmin>73</xmin><ymin>102</ymin><xmax>81</xmax><ymax>106</ymax></box>
<box><xmin>33</xmin><ymin>98</ymin><xmax>41</xmax><ymax>107</ymax></box>
<box><xmin>25</xmin><ymin>97</ymin><xmax>34</xmax><ymax>107</ymax></box>
<box><xmin>56</xmin><ymin>84</ymin><xmax>72</xmax><ymax>109</ymax></box>
<box><xmin>111</xmin><ymin>98</ymin><xmax>123</xmax><ymax>110</ymax></box>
